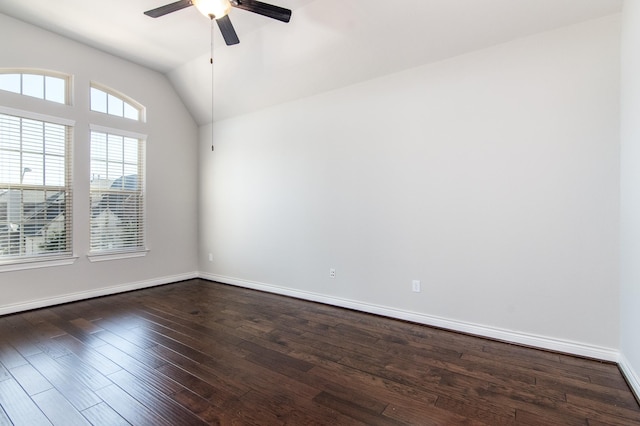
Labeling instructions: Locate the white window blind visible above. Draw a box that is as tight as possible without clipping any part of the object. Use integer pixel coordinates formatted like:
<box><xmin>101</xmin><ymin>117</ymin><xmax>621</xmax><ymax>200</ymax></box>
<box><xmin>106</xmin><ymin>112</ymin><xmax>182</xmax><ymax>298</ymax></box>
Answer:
<box><xmin>0</xmin><ymin>112</ymin><xmax>72</xmax><ymax>260</ymax></box>
<box><xmin>90</xmin><ymin>128</ymin><xmax>145</xmax><ymax>253</ymax></box>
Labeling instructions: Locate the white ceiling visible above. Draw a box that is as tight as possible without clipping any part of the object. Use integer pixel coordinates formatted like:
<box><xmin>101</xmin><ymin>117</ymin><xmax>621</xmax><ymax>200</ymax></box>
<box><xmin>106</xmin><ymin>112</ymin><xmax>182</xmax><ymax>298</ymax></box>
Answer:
<box><xmin>0</xmin><ymin>0</ymin><xmax>623</xmax><ymax>124</ymax></box>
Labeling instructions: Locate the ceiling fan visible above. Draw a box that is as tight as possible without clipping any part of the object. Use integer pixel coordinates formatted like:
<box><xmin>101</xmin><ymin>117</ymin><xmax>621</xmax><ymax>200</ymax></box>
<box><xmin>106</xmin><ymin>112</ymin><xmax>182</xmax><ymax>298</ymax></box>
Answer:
<box><xmin>144</xmin><ymin>0</ymin><xmax>292</xmax><ymax>46</ymax></box>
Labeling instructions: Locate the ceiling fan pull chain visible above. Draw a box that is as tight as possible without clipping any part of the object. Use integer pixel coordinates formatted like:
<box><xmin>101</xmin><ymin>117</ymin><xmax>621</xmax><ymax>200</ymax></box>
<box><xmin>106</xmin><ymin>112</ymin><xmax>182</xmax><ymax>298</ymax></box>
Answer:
<box><xmin>210</xmin><ymin>17</ymin><xmax>215</xmax><ymax>152</ymax></box>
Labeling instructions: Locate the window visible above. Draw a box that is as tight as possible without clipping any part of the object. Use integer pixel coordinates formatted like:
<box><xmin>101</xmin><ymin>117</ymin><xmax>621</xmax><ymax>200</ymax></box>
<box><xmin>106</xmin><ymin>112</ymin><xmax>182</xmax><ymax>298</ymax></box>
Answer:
<box><xmin>0</xmin><ymin>110</ymin><xmax>73</xmax><ymax>261</ymax></box>
<box><xmin>90</xmin><ymin>126</ymin><xmax>145</xmax><ymax>255</ymax></box>
<box><xmin>0</xmin><ymin>70</ymin><xmax>69</xmax><ymax>104</ymax></box>
<box><xmin>90</xmin><ymin>84</ymin><xmax>144</xmax><ymax>121</ymax></box>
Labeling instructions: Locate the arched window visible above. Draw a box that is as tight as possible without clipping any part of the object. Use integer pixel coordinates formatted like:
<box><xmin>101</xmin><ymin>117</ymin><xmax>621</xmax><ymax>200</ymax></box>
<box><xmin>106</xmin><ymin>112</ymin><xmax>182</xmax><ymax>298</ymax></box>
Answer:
<box><xmin>0</xmin><ymin>69</ymin><xmax>70</xmax><ymax>104</ymax></box>
<box><xmin>90</xmin><ymin>83</ymin><xmax>145</xmax><ymax>121</ymax></box>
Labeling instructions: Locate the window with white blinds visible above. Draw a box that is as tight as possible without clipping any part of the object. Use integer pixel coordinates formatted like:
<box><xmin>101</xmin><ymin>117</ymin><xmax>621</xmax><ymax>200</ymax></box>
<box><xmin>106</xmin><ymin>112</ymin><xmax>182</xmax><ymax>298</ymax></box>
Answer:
<box><xmin>89</xmin><ymin>127</ymin><xmax>145</xmax><ymax>254</ymax></box>
<box><xmin>0</xmin><ymin>111</ymin><xmax>73</xmax><ymax>261</ymax></box>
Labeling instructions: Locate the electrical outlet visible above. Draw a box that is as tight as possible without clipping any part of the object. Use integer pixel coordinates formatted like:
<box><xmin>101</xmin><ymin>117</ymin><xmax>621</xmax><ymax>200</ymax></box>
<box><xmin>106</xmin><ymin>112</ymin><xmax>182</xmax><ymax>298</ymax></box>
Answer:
<box><xmin>208</xmin><ymin>253</ymin><xmax>213</xmax><ymax>262</ymax></box>
<box><xmin>412</xmin><ymin>280</ymin><xmax>421</xmax><ymax>293</ymax></box>
<box><xmin>329</xmin><ymin>268</ymin><xmax>336</xmax><ymax>279</ymax></box>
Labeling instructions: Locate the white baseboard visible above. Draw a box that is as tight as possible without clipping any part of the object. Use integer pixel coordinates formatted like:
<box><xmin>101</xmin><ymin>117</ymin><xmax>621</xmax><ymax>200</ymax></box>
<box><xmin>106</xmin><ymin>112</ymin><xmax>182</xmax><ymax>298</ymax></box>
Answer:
<box><xmin>0</xmin><ymin>271</ymin><xmax>199</xmax><ymax>316</ymax></box>
<box><xmin>619</xmin><ymin>353</ymin><xmax>640</xmax><ymax>403</ymax></box>
<box><xmin>200</xmin><ymin>272</ymin><xmax>619</xmax><ymax>363</ymax></box>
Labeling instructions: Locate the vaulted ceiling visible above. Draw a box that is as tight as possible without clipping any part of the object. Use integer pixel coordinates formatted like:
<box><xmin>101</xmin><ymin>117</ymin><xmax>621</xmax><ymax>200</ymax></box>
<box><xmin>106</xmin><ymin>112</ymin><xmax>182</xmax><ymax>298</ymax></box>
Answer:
<box><xmin>0</xmin><ymin>0</ymin><xmax>623</xmax><ymax>124</ymax></box>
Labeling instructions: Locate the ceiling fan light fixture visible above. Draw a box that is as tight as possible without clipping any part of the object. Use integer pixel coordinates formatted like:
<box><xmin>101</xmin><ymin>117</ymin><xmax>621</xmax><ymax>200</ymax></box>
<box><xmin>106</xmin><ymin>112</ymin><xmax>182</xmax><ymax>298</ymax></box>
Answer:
<box><xmin>193</xmin><ymin>0</ymin><xmax>231</xmax><ymax>19</ymax></box>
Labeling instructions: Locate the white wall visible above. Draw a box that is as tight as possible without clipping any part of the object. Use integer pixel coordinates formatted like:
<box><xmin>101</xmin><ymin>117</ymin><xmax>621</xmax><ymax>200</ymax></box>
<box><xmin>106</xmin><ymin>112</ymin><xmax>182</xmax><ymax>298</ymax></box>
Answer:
<box><xmin>200</xmin><ymin>15</ymin><xmax>621</xmax><ymax>358</ymax></box>
<box><xmin>0</xmin><ymin>14</ymin><xmax>199</xmax><ymax>311</ymax></box>
<box><xmin>620</xmin><ymin>0</ymin><xmax>640</xmax><ymax>400</ymax></box>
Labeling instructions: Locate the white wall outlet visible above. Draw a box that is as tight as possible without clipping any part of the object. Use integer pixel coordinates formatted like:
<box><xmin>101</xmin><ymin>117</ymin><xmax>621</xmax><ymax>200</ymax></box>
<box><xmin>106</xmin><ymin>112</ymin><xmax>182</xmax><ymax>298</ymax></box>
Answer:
<box><xmin>208</xmin><ymin>253</ymin><xmax>213</xmax><ymax>262</ymax></box>
<box><xmin>412</xmin><ymin>280</ymin><xmax>421</xmax><ymax>292</ymax></box>
<box><xmin>329</xmin><ymin>268</ymin><xmax>336</xmax><ymax>279</ymax></box>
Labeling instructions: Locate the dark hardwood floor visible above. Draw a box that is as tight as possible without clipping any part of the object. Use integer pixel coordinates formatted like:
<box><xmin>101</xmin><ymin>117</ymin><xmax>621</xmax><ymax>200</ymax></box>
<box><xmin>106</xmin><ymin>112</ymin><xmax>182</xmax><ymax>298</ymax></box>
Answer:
<box><xmin>0</xmin><ymin>279</ymin><xmax>638</xmax><ymax>425</ymax></box>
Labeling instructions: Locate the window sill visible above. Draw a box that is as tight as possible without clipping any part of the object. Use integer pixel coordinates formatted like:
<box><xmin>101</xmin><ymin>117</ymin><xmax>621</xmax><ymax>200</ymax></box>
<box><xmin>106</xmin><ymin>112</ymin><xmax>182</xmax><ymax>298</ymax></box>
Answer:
<box><xmin>0</xmin><ymin>255</ymin><xmax>78</xmax><ymax>273</ymax></box>
<box><xmin>87</xmin><ymin>249</ymin><xmax>149</xmax><ymax>263</ymax></box>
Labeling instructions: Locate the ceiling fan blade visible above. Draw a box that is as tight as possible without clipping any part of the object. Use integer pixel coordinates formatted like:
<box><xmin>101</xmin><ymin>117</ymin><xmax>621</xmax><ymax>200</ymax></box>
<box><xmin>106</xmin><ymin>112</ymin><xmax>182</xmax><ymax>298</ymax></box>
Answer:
<box><xmin>232</xmin><ymin>0</ymin><xmax>291</xmax><ymax>23</ymax></box>
<box><xmin>216</xmin><ymin>15</ymin><xmax>240</xmax><ymax>45</ymax></box>
<box><xmin>144</xmin><ymin>0</ymin><xmax>193</xmax><ymax>18</ymax></box>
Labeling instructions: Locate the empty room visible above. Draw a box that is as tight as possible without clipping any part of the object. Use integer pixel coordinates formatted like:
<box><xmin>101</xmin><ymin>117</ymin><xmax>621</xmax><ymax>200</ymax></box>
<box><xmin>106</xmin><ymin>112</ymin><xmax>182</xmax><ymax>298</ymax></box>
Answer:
<box><xmin>0</xmin><ymin>0</ymin><xmax>639</xmax><ymax>424</ymax></box>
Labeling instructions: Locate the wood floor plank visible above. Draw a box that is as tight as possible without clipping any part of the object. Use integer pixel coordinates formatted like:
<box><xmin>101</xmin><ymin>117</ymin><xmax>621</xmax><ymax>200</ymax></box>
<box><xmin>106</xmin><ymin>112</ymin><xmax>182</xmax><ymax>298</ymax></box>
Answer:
<box><xmin>9</xmin><ymin>363</ymin><xmax>53</xmax><ymax>395</ymax></box>
<box><xmin>0</xmin><ymin>405</ymin><xmax>12</xmax><ymax>426</ymax></box>
<box><xmin>0</xmin><ymin>378</ymin><xmax>52</xmax><ymax>425</ymax></box>
<box><xmin>383</xmin><ymin>401</ymin><xmax>489</xmax><ymax>426</ymax></box>
<box><xmin>476</xmin><ymin>343</ymin><xmax>593</xmax><ymax>384</ymax></box>
<box><xmin>171</xmin><ymin>389</ymin><xmax>223</xmax><ymax>424</ymax></box>
<box><xmin>126</xmin><ymin>325</ymin><xmax>224</xmax><ymax>368</ymax></box>
<box><xmin>92</xmin><ymin>318</ymin><xmax>158</xmax><ymax>349</ymax></box>
<box><xmin>238</xmin><ymin>339</ymin><xmax>314</xmax><ymax>373</ymax></box>
<box><xmin>313</xmin><ymin>390</ymin><xmax>404</xmax><ymax>425</ymax></box>
<box><xmin>106</xmin><ymin>369</ymin><xmax>208</xmax><ymax>426</ymax></box>
<box><xmin>589</xmin><ymin>368</ymin><xmax>635</xmax><ymax>391</ymax></box>
<box><xmin>216</xmin><ymin>390</ymin><xmax>302</xmax><ymax>425</ymax></box>
<box><xmin>0</xmin><ymin>319</ymin><xmax>44</xmax><ymax>359</ymax></box>
<box><xmin>303</xmin><ymin>355</ymin><xmax>443</xmax><ymax>412</ymax></box>
<box><xmin>561</xmin><ymin>375</ymin><xmax>640</xmax><ymax>411</ymax></box>
<box><xmin>565</xmin><ymin>393</ymin><xmax>640</xmax><ymax>423</ymax></box>
<box><xmin>95</xmin><ymin>383</ymin><xmax>173</xmax><ymax>426</ymax></box>
<box><xmin>515</xmin><ymin>407</ymin><xmax>587</xmax><ymax>426</ymax></box>
<box><xmin>131</xmin><ymin>305</ymin><xmax>245</xmax><ymax>350</ymax></box>
<box><xmin>69</xmin><ymin>318</ymin><xmax>104</xmax><ymax>334</ymax></box>
<box><xmin>156</xmin><ymin>362</ymin><xmax>233</xmax><ymax>403</ymax></box>
<box><xmin>385</xmin><ymin>350</ymin><xmax>538</xmax><ymax>393</ymax></box>
<box><xmin>44</xmin><ymin>320</ymin><xmax>106</xmax><ymax>350</ymax></box>
<box><xmin>434</xmin><ymin>395</ymin><xmax>515</xmax><ymax>425</ymax></box>
<box><xmin>95</xmin><ymin>343</ymin><xmax>181</xmax><ymax>396</ymax></box>
<box><xmin>94</xmin><ymin>330</ymin><xmax>166</xmax><ymax>369</ymax></box>
<box><xmin>20</xmin><ymin>308</ymin><xmax>62</xmax><ymax>325</ymax></box>
<box><xmin>80</xmin><ymin>402</ymin><xmax>130</xmax><ymax>426</ymax></box>
<box><xmin>53</xmin><ymin>353</ymin><xmax>113</xmax><ymax>391</ymax></box>
<box><xmin>0</xmin><ymin>364</ymin><xmax>9</xmax><ymax>383</ymax></box>
<box><xmin>216</xmin><ymin>386</ymin><xmax>366</xmax><ymax>426</ymax></box>
<box><xmin>26</xmin><ymin>352</ymin><xmax>102</xmax><ymax>411</ymax></box>
<box><xmin>31</xmin><ymin>387</ymin><xmax>92</xmax><ymax>426</ymax></box>
<box><xmin>0</xmin><ymin>341</ymin><xmax>28</xmax><ymax>369</ymax></box>
<box><xmin>337</xmin><ymin>350</ymin><xmax>442</xmax><ymax>391</ymax></box>
<box><xmin>259</xmin><ymin>328</ymin><xmax>345</xmax><ymax>364</ymax></box>
<box><xmin>52</xmin><ymin>334</ymin><xmax>121</xmax><ymax>376</ymax></box>
<box><xmin>131</xmin><ymin>318</ymin><xmax>234</xmax><ymax>359</ymax></box>
<box><xmin>148</xmin><ymin>344</ymin><xmax>249</xmax><ymax>399</ymax></box>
